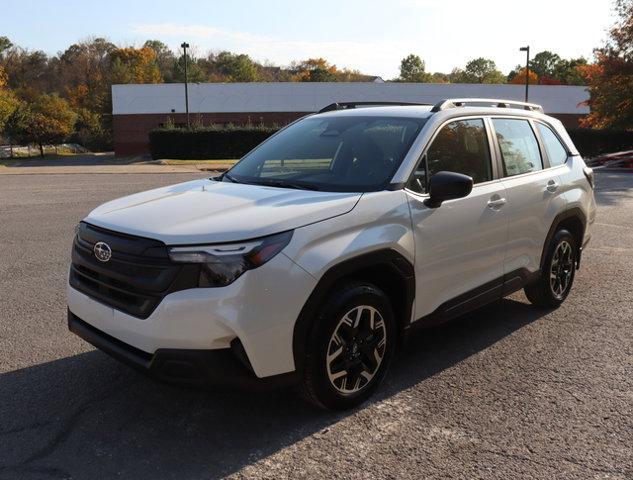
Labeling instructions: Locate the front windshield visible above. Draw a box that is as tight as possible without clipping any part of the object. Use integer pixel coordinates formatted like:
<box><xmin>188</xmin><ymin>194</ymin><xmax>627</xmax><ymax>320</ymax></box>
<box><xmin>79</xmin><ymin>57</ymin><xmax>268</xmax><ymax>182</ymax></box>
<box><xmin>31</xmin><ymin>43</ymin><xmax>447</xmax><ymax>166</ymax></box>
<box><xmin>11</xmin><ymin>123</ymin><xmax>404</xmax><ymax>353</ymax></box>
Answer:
<box><xmin>226</xmin><ymin>115</ymin><xmax>426</xmax><ymax>192</ymax></box>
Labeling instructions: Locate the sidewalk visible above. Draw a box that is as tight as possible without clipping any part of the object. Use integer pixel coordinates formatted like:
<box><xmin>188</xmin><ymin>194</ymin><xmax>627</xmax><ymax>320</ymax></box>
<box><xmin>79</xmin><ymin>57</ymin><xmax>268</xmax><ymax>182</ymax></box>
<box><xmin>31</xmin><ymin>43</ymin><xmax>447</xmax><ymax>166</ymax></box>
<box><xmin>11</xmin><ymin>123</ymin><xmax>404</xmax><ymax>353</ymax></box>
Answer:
<box><xmin>0</xmin><ymin>164</ymin><xmax>226</xmax><ymax>175</ymax></box>
<box><xmin>0</xmin><ymin>153</ymin><xmax>231</xmax><ymax>175</ymax></box>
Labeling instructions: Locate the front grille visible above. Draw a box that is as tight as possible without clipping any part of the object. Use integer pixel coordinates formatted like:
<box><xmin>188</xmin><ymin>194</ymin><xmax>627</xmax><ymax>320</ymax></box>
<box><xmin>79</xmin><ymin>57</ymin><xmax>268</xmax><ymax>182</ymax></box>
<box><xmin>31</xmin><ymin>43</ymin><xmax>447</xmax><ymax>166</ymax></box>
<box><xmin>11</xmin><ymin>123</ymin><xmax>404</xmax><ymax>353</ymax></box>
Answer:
<box><xmin>69</xmin><ymin>222</ymin><xmax>198</xmax><ymax>318</ymax></box>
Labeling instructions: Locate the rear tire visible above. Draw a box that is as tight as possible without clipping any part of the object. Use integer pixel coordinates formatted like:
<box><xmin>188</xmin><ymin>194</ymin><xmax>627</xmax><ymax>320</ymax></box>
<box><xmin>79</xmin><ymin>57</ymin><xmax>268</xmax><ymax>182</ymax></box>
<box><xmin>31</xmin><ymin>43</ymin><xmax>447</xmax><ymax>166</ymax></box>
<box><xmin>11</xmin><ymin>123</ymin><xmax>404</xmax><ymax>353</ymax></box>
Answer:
<box><xmin>297</xmin><ymin>281</ymin><xmax>396</xmax><ymax>410</ymax></box>
<box><xmin>524</xmin><ymin>229</ymin><xmax>576</xmax><ymax>308</ymax></box>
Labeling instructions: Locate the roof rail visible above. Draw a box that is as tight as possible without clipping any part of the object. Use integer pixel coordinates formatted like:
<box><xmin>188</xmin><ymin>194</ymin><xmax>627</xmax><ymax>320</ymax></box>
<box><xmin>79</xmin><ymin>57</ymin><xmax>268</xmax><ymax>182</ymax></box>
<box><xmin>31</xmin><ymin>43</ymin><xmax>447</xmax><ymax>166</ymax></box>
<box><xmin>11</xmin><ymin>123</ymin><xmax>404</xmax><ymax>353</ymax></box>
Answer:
<box><xmin>430</xmin><ymin>98</ymin><xmax>544</xmax><ymax>113</ymax></box>
<box><xmin>318</xmin><ymin>101</ymin><xmax>431</xmax><ymax>113</ymax></box>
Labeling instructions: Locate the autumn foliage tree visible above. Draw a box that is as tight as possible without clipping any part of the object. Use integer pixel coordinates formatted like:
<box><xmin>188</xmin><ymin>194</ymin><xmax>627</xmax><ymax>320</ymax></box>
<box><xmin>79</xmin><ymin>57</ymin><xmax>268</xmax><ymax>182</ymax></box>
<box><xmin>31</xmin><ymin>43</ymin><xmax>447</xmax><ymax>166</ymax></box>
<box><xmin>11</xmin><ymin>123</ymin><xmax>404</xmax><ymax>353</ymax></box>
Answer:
<box><xmin>109</xmin><ymin>47</ymin><xmax>162</xmax><ymax>84</ymax></box>
<box><xmin>0</xmin><ymin>87</ymin><xmax>18</xmax><ymax>132</ymax></box>
<box><xmin>506</xmin><ymin>50</ymin><xmax>587</xmax><ymax>85</ymax></box>
<box><xmin>580</xmin><ymin>0</ymin><xmax>633</xmax><ymax>129</ymax></box>
<box><xmin>143</xmin><ymin>40</ymin><xmax>176</xmax><ymax>82</ymax></box>
<box><xmin>509</xmin><ymin>68</ymin><xmax>538</xmax><ymax>85</ymax></box>
<box><xmin>291</xmin><ymin>58</ymin><xmax>339</xmax><ymax>82</ymax></box>
<box><xmin>55</xmin><ymin>38</ymin><xmax>115</xmax><ymax>112</ymax></box>
<box><xmin>6</xmin><ymin>93</ymin><xmax>76</xmax><ymax>155</ymax></box>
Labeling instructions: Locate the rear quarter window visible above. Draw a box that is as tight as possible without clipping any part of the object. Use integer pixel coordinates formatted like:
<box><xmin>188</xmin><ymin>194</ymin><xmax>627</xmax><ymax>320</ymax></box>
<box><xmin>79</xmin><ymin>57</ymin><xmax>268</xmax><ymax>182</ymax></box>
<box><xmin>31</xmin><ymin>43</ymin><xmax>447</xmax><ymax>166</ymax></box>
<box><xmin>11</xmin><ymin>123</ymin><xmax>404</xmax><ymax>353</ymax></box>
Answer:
<box><xmin>536</xmin><ymin>123</ymin><xmax>568</xmax><ymax>167</ymax></box>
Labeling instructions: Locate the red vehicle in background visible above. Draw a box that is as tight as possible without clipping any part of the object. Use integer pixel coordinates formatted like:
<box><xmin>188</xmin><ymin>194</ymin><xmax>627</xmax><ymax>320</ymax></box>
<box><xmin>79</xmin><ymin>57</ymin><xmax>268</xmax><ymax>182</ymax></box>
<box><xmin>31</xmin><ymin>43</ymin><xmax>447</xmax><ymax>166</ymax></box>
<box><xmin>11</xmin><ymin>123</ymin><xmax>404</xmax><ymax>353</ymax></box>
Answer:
<box><xmin>587</xmin><ymin>150</ymin><xmax>633</xmax><ymax>169</ymax></box>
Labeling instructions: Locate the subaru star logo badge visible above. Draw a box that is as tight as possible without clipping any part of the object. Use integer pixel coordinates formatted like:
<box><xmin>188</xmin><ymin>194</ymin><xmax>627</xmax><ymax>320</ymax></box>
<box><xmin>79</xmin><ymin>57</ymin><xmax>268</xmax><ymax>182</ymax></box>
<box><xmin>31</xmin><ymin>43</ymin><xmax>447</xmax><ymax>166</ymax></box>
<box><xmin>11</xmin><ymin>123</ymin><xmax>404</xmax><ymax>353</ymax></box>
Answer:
<box><xmin>93</xmin><ymin>242</ymin><xmax>112</xmax><ymax>262</ymax></box>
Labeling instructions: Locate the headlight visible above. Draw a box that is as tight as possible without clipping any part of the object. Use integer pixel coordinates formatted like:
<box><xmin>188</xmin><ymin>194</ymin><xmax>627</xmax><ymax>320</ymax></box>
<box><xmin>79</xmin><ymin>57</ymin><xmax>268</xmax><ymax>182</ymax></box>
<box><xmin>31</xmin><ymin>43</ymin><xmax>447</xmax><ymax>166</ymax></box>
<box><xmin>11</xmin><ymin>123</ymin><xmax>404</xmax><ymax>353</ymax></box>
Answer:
<box><xmin>168</xmin><ymin>230</ymin><xmax>293</xmax><ymax>287</ymax></box>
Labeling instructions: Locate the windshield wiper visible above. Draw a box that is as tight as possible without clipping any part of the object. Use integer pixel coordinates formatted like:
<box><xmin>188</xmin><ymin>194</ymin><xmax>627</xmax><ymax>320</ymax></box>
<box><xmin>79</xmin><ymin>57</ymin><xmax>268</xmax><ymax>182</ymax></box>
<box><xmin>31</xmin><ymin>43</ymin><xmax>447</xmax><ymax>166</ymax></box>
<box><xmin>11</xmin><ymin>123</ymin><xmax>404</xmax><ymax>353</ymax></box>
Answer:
<box><xmin>254</xmin><ymin>179</ymin><xmax>321</xmax><ymax>191</ymax></box>
<box><xmin>221</xmin><ymin>172</ymin><xmax>240</xmax><ymax>183</ymax></box>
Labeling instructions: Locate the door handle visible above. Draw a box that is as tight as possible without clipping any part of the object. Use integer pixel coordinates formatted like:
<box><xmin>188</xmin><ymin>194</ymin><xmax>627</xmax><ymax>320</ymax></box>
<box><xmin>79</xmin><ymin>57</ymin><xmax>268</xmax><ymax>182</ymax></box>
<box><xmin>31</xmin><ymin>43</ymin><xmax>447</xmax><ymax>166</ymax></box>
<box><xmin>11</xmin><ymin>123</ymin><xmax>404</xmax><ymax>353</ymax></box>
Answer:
<box><xmin>546</xmin><ymin>179</ymin><xmax>559</xmax><ymax>193</ymax></box>
<box><xmin>487</xmin><ymin>196</ymin><xmax>507</xmax><ymax>210</ymax></box>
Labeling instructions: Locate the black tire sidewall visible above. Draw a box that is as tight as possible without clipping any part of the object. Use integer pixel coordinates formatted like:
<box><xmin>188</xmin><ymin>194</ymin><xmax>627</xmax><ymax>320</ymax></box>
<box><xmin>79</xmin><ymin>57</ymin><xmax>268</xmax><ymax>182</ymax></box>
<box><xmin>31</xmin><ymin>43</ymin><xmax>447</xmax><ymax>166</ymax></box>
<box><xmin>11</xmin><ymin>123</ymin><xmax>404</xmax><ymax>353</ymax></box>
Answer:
<box><xmin>543</xmin><ymin>229</ymin><xmax>576</xmax><ymax>305</ymax></box>
<box><xmin>305</xmin><ymin>283</ymin><xmax>397</xmax><ymax>410</ymax></box>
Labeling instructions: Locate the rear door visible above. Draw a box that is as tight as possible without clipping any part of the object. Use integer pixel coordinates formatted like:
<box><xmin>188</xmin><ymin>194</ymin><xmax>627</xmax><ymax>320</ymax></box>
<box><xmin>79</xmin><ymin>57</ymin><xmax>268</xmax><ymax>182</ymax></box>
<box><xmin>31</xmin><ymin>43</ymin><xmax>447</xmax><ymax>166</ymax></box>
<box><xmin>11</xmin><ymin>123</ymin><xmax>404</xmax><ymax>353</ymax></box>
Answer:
<box><xmin>490</xmin><ymin>117</ymin><xmax>566</xmax><ymax>277</ymax></box>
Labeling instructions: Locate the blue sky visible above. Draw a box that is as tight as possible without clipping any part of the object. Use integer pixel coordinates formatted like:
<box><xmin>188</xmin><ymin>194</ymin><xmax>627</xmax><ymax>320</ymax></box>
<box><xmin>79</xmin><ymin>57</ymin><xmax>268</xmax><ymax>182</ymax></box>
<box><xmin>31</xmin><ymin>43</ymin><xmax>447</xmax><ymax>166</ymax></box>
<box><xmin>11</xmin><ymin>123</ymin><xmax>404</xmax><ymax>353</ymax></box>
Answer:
<box><xmin>2</xmin><ymin>0</ymin><xmax>615</xmax><ymax>79</ymax></box>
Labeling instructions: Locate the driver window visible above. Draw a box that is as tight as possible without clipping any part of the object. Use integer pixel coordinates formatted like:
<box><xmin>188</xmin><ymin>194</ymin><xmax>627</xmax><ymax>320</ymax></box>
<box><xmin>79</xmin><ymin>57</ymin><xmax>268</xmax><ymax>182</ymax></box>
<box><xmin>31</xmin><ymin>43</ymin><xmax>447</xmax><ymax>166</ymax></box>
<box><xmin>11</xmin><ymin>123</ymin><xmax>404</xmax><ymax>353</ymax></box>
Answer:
<box><xmin>429</xmin><ymin>118</ymin><xmax>492</xmax><ymax>183</ymax></box>
<box><xmin>409</xmin><ymin>119</ymin><xmax>492</xmax><ymax>193</ymax></box>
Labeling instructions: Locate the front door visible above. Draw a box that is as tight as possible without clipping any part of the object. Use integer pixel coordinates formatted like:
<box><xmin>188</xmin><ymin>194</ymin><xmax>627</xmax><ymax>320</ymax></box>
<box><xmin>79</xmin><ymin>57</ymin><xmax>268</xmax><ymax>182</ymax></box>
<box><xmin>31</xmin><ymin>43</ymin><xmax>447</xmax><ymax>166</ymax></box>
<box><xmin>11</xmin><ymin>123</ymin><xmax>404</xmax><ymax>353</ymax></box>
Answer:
<box><xmin>405</xmin><ymin>118</ymin><xmax>509</xmax><ymax>320</ymax></box>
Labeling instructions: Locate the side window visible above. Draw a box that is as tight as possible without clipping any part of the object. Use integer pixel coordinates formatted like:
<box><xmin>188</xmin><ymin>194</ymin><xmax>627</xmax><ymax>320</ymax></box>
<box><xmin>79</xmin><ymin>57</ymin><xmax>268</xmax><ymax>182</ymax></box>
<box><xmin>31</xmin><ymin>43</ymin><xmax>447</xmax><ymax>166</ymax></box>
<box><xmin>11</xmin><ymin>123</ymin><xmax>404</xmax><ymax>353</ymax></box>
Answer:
<box><xmin>409</xmin><ymin>118</ymin><xmax>492</xmax><ymax>193</ymax></box>
<box><xmin>492</xmin><ymin>119</ymin><xmax>542</xmax><ymax>176</ymax></box>
<box><xmin>536</xmin><ymin>123</ymin><xmax>568</xmax><ymax>167</ymax></box>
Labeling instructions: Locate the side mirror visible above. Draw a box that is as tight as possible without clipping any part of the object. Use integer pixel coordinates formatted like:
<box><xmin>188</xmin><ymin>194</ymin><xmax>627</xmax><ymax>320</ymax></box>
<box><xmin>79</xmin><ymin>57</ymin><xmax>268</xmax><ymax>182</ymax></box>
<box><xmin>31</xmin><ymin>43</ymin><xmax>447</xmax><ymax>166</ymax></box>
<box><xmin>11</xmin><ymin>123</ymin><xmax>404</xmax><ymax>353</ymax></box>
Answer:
<box><xmin>424</xmin><ymin>171</ymin><xmax>473</xmax><ymax>208</ymax></box>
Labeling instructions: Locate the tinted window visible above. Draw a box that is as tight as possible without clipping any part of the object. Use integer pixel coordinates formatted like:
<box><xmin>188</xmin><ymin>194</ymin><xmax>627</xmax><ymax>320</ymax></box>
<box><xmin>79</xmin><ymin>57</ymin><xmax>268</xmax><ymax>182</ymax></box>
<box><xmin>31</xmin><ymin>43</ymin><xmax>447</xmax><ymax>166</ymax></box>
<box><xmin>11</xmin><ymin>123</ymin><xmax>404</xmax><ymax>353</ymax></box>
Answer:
<box><xmin>492</xmin><ymin>119</ymin><xmax>542</xmax><ymax>176</ymax></box>
<box><xmin>410</xmin><ymin>119</ymin><xmax>491</xmax><ymax>193</ymax></box>
<box><xmin>228</xmin><ymin>116</ymin><xmax>425</xmax><ymax>192</ymax></box>
<box><xmin>537</xmin><ymin>123</ymin><xmax>568</xmax><ymax>167</ymax></box>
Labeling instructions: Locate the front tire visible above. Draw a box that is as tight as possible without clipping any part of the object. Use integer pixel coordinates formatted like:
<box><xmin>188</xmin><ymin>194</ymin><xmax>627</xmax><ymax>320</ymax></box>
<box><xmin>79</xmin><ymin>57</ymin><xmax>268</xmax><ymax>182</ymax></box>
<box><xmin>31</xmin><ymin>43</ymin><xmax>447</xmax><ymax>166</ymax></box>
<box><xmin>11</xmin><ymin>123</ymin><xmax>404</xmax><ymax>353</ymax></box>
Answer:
<box><xmin>525</xmin><ymin>229</ymin><xmax>577</xmax><ymax>308</ymax></box>
<box><xmin>298</xmin><ymin>281</ymin><xmax>396</xmax><ymax>410</ymax></box>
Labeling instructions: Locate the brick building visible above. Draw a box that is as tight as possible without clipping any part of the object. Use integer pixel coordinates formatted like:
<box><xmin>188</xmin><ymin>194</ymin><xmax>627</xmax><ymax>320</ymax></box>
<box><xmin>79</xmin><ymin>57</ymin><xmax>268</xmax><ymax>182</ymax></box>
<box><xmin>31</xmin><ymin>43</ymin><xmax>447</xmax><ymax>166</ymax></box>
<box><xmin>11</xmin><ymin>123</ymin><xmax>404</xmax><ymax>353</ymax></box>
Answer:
<box><xmin>112</xmin><ymin>82</ymin><xmax>590</xmax><ymax>156</ymax></box>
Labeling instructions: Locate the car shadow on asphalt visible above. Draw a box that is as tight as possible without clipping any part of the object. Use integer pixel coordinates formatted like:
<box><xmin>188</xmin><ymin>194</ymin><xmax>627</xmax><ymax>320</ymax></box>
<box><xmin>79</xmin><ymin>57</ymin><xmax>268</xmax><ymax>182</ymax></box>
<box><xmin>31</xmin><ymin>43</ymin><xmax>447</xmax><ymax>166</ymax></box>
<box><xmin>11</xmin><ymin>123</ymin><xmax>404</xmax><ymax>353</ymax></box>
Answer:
<box><xmin>0</xmin><ymin>297</ymin><xmax>548</xmax><ymax>480</ymax></box>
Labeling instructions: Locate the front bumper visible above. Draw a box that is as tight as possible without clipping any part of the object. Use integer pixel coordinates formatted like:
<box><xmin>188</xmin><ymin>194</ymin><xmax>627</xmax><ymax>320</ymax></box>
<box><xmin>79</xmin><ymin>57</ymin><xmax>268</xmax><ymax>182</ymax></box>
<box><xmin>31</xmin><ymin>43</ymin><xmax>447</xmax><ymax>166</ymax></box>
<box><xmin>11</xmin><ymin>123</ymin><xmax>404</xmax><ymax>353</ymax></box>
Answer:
<box><xmin>67</xmin><ymin>251</ymin><xmax>316</xmax><ymax>378</ymax></box>
<box><xmin>68</xmin><ymin>311</ymin><xmax>299</xmax><ymax>390</ymax></box>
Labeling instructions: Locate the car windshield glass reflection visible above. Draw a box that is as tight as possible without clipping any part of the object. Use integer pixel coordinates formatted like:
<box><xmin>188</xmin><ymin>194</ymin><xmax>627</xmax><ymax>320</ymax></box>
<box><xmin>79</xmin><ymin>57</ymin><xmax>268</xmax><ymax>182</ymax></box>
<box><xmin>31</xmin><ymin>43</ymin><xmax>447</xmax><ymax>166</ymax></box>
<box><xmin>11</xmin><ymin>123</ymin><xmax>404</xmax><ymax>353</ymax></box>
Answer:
<box><xmin>226</xmin><ymin>116</ymin><xmax>426</xmax><ymax>192</ymax></box>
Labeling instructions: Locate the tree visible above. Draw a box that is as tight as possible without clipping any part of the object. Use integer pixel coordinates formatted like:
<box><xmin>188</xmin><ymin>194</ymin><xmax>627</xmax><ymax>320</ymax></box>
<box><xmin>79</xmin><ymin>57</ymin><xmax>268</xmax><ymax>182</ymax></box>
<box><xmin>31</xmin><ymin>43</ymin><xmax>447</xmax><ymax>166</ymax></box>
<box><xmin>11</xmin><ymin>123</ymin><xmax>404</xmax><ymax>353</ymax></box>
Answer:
<box><xmin>448</xmin><ymin>68</ymin><xmax>467</xmax><ymax>83</ymax></box>
<box><xmin>509</xmin><ymin>68</ymin><xmax>538</xmax><ymax>85</ymax></box>
<box><xmin>255</xmin><ymin>63</ymin><xmax>292</xmax><ymax>82</ymax></box>
<box><xmin>211</xmin><ymin>51</ymin><xmax>258</xmax><ymax>82</ymax></box>
<box><xmin>54</xmin><ymin>38</ymin><xmax>116</xmax><ymax>113</ymax></box>
<box><xmin>581</xmin><ymin>0</ymin><xmax>633</xmax><ymax>129</ymax></box>
<box><xmin>143</xmin><ymin>40</ymin><xmax>176</xmax><ymax>82</ymax></box>
<box><xmin>525</xmin><ymin>51</ymin><xmax>587</xmax><ymax>85</ymax></box>
<box><xmin>551</xmin><ymin>57</ymin><xmax>588</xmax><ymax>85</ymax></box>
<box><xmin>457</xmin><ymin>58</ymin><xmax>505</xmax><ymax>83</ymax></box>
<box><xmin>109</xmin><ymin>47</ymin><xmax>162</xmax><ymax>84</ymax></box>
<box><xmin>72</xmin><ymin>107</ymin><xmax>110</xmax><ymax>150</ymax></box>
<box><xmin>428</xmin><ymin>72</ymin><xmax>449</xmax><ymax>83</ymax></box>
<box><xmin>291</xmin><ymin>58</ymin><xmax>339</xmax><ymax>82</ymax></box>
<box><xmin>7</xmin><ymin>93</ymin><xmax>77</xmax><ymax>155</ymax></box>
<box><xmin>0</xmin><ymin>88</ymin><xmax>19</xmax><ymax>133</ymax></box>
<box><xmin>3</xmin><ymin>101</ymin><xmax>31</xmax><ymax>149</ymax></box>
<box><xmin>399</xmin><ymin>54</ymin><xmax>430</xmax><ymax>82</ymax></box>
<box><xmin>0</xmin><ymin>36</ymin><xmax>12</xmax><ymax>56</ymax></box>
<box><xmin>530</xmin><ymin>51</ymin><xmax>562</xmax><ymax>79</ymax></box>
<box><xmin>0</xmin><ymin>47</ymin><xmax>50</xmax><ymax>91</ymax></box>
<box><xmin>173</xmin><ymin>53</ymin><xmax>206</xmax><ymax>83</ymax></box>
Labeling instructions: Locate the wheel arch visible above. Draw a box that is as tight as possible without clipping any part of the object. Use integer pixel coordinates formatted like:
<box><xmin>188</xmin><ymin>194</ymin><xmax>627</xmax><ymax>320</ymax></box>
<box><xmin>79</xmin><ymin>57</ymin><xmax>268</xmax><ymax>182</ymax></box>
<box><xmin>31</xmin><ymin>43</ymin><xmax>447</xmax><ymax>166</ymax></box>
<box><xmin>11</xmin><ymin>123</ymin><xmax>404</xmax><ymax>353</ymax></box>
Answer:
<box><xmin>541</xmin><ymin>207</ymin><xmax>586</xmax><ymax>270</ymax></box>
<box><xmin>292</xmin><ymin>249</ymin><xmax>415</xmax><ymax>374</ymax></box>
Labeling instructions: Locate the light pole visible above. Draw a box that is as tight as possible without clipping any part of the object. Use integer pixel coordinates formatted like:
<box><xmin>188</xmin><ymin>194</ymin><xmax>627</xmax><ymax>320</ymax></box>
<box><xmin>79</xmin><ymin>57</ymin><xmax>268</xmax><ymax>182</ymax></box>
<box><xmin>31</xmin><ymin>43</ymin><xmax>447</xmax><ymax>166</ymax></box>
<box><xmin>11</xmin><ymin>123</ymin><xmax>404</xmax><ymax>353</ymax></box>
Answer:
<box><xmin>181</xmin><ymin>42</ymin><xmax>190</xmax><ymax>128</ymax></box>
<box><xmin>519</xmin><ymin>46</ymin><xmax>530</xmax><ymax>102</ymax></box>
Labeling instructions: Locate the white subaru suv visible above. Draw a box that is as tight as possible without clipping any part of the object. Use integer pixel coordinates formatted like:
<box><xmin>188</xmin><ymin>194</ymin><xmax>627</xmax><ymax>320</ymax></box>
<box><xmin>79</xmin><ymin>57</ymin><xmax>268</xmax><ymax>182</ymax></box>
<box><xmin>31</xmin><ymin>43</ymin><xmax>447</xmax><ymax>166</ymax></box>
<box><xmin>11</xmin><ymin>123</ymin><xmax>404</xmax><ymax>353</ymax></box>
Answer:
<box><xmin>68</xmin><ymin>99</ymin><xmax>596</xmax><ymax>410</ymax></box>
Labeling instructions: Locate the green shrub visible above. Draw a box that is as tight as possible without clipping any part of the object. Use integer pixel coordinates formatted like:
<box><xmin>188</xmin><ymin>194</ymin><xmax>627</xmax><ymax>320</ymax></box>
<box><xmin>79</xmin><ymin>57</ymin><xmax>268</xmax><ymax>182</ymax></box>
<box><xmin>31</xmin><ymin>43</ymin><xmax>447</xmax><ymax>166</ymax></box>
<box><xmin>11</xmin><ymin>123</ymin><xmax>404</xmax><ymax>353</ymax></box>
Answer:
<box><xmin>149</xmin><ymin>124</ymin><xmax>279</xmax><ymax>160</ymax></box>
<box><xmin>70</xmin><ymin>108</ymin><xmax>112</xmax><ymax>151</ymax></box>
<box><xmin>149</xmin><ymin>125</ymin><xmax>633</xmax><ymax>161</ymax></box>
<box><xmin>568</xmin><ymin>129</ymin><xmax>633</xmax><ymax>158</ymax></box>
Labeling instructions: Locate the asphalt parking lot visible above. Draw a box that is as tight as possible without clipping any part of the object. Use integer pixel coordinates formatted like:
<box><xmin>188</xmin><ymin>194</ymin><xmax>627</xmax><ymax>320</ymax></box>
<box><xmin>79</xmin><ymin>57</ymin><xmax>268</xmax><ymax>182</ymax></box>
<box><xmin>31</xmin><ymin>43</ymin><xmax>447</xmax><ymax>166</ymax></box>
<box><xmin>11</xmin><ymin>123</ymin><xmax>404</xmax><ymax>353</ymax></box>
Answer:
<box><xmin>0</xmin><ymin>171</ymin><xmax>631</xmax><ymax>480</ymax></box>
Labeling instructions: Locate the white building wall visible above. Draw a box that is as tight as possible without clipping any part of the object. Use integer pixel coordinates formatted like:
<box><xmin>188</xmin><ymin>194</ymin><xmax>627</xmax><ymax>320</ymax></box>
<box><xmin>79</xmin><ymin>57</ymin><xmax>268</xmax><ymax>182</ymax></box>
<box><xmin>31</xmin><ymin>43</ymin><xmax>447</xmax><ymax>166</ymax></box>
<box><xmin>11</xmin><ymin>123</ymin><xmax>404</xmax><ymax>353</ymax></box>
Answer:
<box><xmin>112</xmin><ymin>82</ymin><xmax>589</xmax><ymax>116</ymax></box>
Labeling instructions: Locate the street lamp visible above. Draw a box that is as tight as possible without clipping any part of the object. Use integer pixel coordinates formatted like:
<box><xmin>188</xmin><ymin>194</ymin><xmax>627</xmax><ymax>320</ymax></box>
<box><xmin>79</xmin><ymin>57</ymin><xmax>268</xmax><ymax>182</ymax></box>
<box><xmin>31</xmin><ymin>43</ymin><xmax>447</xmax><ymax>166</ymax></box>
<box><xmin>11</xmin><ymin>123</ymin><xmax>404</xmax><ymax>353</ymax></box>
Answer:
<box><xmin>181</xmin><ymin>42</ymin><xmax>190</xmax><ymax>128</ymax></box>
<box><xmin>519</xmin><ymin>46</ymin><xmax>530</xmax><ymax>102</ymax></box>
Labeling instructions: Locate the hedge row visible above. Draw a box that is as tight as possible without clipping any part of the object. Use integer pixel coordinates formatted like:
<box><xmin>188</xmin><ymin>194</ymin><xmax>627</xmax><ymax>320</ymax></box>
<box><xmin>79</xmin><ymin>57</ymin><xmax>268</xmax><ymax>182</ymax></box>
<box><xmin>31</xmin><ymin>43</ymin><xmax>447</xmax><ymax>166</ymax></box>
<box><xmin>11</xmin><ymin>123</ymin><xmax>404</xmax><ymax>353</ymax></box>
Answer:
<box><xmin>567</xmin><ymin>129</ymin><xmax>633</xmax><ymax>158</ymax></box>
<box><xmin>149</xmin><ymin>127</ymin><xmax>278</xmax><ymax>160</ymax></box>
<box><xmin>149</xmin><ymin>126</ymin><xmax>633</xmax><ymax>161</ymax></box>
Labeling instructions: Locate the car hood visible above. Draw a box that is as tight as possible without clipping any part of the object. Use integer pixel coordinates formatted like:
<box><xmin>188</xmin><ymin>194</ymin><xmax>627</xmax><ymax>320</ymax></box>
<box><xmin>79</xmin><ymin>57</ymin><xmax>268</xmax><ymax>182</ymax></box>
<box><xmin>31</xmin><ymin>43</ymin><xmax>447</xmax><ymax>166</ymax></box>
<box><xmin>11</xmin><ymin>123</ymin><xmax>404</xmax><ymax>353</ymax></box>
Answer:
<box><xmin>84</xmin><ymin>178</ymin><xmax>361</xmax><ymax>244</ymax></box>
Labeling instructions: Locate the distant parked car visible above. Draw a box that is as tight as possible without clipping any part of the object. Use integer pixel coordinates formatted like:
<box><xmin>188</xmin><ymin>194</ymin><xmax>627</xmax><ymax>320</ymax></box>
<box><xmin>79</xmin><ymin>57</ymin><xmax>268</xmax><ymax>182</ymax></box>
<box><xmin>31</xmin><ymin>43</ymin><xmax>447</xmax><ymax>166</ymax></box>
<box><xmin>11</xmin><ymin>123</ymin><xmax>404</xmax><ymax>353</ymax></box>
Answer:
<box><xmin>67</xmin><ymin>98</ymin><xmax>596</xmax><ymax>410</ymax></box>
<box><xmin>586</xmin><ymin>150</ymin><xmax>633</xmax><ymax>168</ymax></box>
